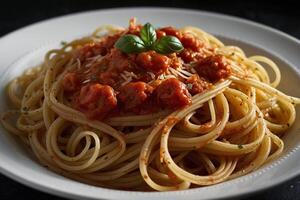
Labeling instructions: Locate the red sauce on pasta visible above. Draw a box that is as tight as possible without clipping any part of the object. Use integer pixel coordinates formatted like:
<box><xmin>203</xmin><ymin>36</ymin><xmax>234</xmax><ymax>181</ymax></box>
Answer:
<box><xmin>62</xmin><ymin>20</ymin><xmax>231</xmax><ymax>120</ymax></box>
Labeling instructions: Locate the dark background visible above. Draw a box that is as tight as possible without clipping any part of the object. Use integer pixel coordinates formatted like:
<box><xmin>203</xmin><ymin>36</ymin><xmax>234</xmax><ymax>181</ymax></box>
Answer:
<box><xmin>1</xmin><ymin>0</ymin><xmax>300</xmax><ymax>199</ymax></box>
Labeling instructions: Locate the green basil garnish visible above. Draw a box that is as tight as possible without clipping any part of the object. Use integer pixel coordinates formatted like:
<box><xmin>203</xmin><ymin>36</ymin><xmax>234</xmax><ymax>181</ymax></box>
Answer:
<box><xmin>115</xmin><ymin>23</ymin><xmax>184</xmax><ymax>55</ymax></box>
<box><xmin>115</xmin><ymin>34</ymin><xmax>146</xmax><ymax>53</ymax></box>
<box><xmin>140</xmin><ymin>23</ymin><xmax>157</xmax><ymax>48</ymax></box>
<box><xmin>154</xmin><ymin>36</ymin><xmax>184</xmax><ymax>54</ymax></box>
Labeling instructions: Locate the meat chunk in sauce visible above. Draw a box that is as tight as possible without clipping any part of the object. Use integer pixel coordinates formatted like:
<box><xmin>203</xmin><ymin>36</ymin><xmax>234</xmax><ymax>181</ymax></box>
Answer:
<box><xmin>186</xmin><ymin>75</ymin><xmax>211</xmax><ymax>95</ymax></box>
<box><xmin>195</xmin><ymin>55</ymin><xmax>231</xmax><ymax>82</ymax></box>
<box><xmin>136</xmin><ymin>51</ymin><xmax>170</xmax><ymax>75</ymax></box>
<box><xmin>159</xmin><ymin>27</ymin><xmax>182</xmax><ymax>39</ymax></box>
<box><xmin>179</xmin><ymin>49</ymin><xmax>205</xmax><ymax>63</ymax></box>
<box><xmin>62</xmin><ymin>73</ymin><xmax>80</xmax><ymax>92</ymax></box>
<box><xmin>77</xmin><ymin>34</ymin><xmax>121</xmax><ymax>61</ymax></box>
<box><xmin>180</xmin><ymin>33</ymin><xmax>203</xmax><ymax>51</ymax></box>
<box><xmin>156</xmin><ymin>78</ymin><xmax>191</xmax><ymax>109</ymax></box>
<box><xmin>77</xmin><ymin>84</ymin><xmax>117</xmax><ymax>119</ymax></box>
<box><xmin>118</xmin><ymin>82</ymin><xmax>153</xmax><ymax>112</ymax></box>
<box><xmin>128</xmin><ymin>18</ymin><xmax>142</xmax><ymax>35</ymax></box>
<box><xmin>106</xmin><ymin>49</ymin><xmax>134</xmax><ymax>72</ymax></box>
<box><xmin>67</xmin><ymin>21</ymin><xmax>232</xmax><ymax>121</ymax></box>
<box><xmin>156</xmin><ymin>30</ymin><xmax>166</xmax><ymax>39</ymax></box>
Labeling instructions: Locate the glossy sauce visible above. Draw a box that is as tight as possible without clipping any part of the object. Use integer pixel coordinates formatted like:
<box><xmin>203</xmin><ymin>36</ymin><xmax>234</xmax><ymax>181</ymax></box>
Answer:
<box><xmin>62</xmin><ymin>22</ymin><xmax>231</xmax><ymax>120</ymax></box>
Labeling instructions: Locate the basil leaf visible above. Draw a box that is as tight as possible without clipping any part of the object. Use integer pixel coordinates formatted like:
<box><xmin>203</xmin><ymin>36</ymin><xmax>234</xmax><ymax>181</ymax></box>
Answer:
<box><xmin>153</xmin><ymin>36</ymin><xmax>184</xmax><ymax>54</ymax></box>
<box><xmin>115</xmin><ymin>34</ymin><xmax>146</xmax><ymax>54</ymax></box>
<box><xmin>140</xmin><ymin>23</ymin><xmax>157</xmax><ymax>48</ymax></box>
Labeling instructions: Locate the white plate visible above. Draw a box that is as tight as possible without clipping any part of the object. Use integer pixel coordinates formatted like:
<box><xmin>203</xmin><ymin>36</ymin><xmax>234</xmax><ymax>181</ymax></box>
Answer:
<box><xmin>1</xmin><ymin>7</ymin><xmax>300</xmax><ymax>200</ymax></box>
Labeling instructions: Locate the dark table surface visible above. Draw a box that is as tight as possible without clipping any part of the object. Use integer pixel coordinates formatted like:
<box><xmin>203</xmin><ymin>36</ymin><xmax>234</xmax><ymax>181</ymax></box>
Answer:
<box><xmin>1</xmin><ymin>0</ymin><xmax>300</xmax><ymax>199</ymax></box>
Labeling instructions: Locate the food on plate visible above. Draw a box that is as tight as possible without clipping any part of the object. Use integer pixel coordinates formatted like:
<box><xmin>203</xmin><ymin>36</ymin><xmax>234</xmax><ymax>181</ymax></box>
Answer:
<box><xmin>2</xmin><ymin>18</ymin><xmax>299</xmax><ymax>191</ymax></box>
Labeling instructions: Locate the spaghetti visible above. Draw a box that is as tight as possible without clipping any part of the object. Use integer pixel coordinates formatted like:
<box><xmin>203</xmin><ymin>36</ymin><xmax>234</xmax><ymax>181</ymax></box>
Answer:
<box><xmin>1</xmin><ymin>18</ymin><xmax>300</xmax><ymax>191</ymax></box>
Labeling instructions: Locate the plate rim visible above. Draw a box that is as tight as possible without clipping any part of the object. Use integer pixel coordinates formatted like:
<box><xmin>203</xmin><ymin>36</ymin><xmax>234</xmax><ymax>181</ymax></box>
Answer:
<box><xmin>1</xmin><ymin>6</ymin><xmax>300</xmax><ymax>46</ymax></box>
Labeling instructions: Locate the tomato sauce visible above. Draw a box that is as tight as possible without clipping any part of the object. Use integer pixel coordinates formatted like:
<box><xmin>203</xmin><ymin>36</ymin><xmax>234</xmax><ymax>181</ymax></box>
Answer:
<box><xmin>136</xmin><ymin>51</ymin><xmax>170</xmax><ymax>74</ymax></box>
<box><xmin>195</xmin><ymin>55</ymin><xmax>231</xmax><ymax>82</ymax></box>
<box><xmin>186</xmin><ymin>75</ymin><xmax>212</xmax><ymax>95</ymax></box>
<box><xmin>156</xmin><ymin>78</ymin><xmax>191</xmax><ymax>109</ymax></box>
<box><xmin>76</xmin><ymin>84</ymin><xmax>117</xmax><ymax>119</ymax></box>
<box><xmin>62</xmin><ymin>20</ymin><xmax>231</xmax><ymax>120</ymax></box>
<box><xmin>118</xmin><ymin>82</ymin><xmax>154</xmax><ymax>112</ymax></box>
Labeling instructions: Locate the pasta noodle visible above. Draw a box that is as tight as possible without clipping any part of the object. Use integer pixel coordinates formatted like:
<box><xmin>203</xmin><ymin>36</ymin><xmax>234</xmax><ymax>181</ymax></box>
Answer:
<box><xmin>1</xmin><ymin>19</ymin><xmax>300</xmax><ymax>191</ymax></box>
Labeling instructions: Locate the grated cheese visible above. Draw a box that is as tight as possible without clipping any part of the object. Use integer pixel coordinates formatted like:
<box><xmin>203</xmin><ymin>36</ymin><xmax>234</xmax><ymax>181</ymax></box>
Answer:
<box><xmin>168</xmin><ymin>67</ymin><xmax>189</xmax><ymax>79</ymax></box>
<box><xmin>147</xmin><ymin>72</ymin><xmax>156</xmax><ymax>79</ymax></box>
<box><xmin>76</xmin><ymin>58</ymin><xmax>81</xmax><ymax>69</ymax></box>
<box><xmin>158</xmin><ymin>74</ymin><xmax>165</xmax><ymax>80</ymax></box>
<box><xmin>177</xmin><ymin>68</ymin><xmax>194</xmax><ymax>77</ymax></box>
<box><xmin>124</xmin><ymin>70</ymin><xmax>138</xmax><ymax>79</ymax></box>
<box><xmin>121</xmin><ymin>77</ymin><xmax>132</xmax><ymax>86</ymax></box>
<box><xmin>82</xmin><ymin>79</ymin><xmax>91</xmax><ymax>84</ymax></box>
<box><xmin>190</xmin><ymin>67</ymin><xmax>197</xmax><ymax>74</ymax></box>
<box><xmin>164</xmin><ymin>75</ymin><xmax>177</xmax><ymax>79</ymax></box>
<box><xmin>85</xmin><ymin>55</ymin><xmax>103</xmax><ymax>68</ymax></box>
<box><xmin>120</xmin><ymin>73</ymin><xmax>128</xmax><ymax>81</ymax></box>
